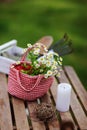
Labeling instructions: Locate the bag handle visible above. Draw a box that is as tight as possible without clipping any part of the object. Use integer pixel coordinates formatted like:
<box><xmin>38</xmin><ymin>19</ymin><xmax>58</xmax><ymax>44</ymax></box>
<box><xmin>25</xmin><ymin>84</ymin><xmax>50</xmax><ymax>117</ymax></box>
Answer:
<box><xmin>16</xmin><ymin>71</ymin><xmax>43</xmax><ymax>92</ymax></box>
<box><xmin>21</xmin><ymin>43</ymin><xmax>47</xmax><ymax>61</ymax></box>
<box><xmin>21</xmin><ymin>47</ymin><xmax>34</xmax><ymax>61</ymax></box>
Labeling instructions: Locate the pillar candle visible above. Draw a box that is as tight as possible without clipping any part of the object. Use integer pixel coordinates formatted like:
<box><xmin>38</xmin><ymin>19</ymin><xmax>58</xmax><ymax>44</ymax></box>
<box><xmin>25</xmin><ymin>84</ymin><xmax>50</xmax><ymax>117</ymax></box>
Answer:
<box><xmin>56</xmin><ymin>83</ymin><xmax>71</xmax><ymax>112</ymax></box>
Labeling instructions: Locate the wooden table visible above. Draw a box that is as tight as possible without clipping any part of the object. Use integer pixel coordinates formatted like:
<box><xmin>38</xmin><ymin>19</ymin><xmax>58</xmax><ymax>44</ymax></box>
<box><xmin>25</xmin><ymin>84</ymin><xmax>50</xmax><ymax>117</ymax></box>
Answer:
<box><xmin>0</xmin><ymin>37</ymin><xmax>87</xmax><ymax>130</ymax></box>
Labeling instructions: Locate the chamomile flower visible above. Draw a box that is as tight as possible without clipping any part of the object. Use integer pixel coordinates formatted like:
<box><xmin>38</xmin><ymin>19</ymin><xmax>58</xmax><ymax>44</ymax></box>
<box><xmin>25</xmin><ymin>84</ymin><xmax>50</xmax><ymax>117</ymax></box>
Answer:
<box><xmin>33</xmin><ymin>51</ymin><xmax>38</xmax><ymax>55</ymax></box>
<box><xmin>16</xmin><ymin>61</ymin><xmax>20</xmax><ymax>65</ymax></box>
<box><xmin>51</xmin><ymin>65</ymin><xmax>57</xmax><ymax>70</ymax></box>
<box><xmin>35</xmin><ymin>43</ymin><xmax>41</xmax><ymax>48</ymax></box>
<box><xmin>47</xmin><ymin>53</ymin><xmax>53</xmax><ymax>59</ymax></box>
<box><xmin>33</xmin><ymin>48</ymin><xmax>40</xmax><ymax>55</ymax></box>
<box><xmin>38</xmin><ymin>57</ymin><xmax>46</xmax><ymax>64</ymax></box>
<box><xmin>40</xmin><ymin>69</ymin><xmax>43</xmax><ymax>72</ymax></box>
<box><xmin>47</xmin><ymin>51</ymin><xmax>54</xmax><ymax>57</ymax></box>
<box><xmin>47</xmin><ymin>70</ymin><xmax>53</xmax><ymax>76</ymax></box>
<box><xmin>39</xmin><ymin>57</ymin><xmax>44</xmax><ymax>61</ymax></box>
<box><xmin>35</xmin><ymin>64</ymin><xmax>40</xmax><ymax>68</ymax></box>
<box><xmin>34</xmin><ymin>47</ymin><xmax>40</xmax><ymax>52</ymax></box>
<box><xmin>34</xmin><ymin>61</ymin><xmax>37</xmax><ymax>64</ymax></box>
<box><xmin>46</xmin><ymin>61</ymin><xmax>52</xmax><ymax>67</ymax></box>
<box><xmin>53</xmin><ymin>70</ymin><xmax>58</xmax><ymax>75</ymax></box>
<box><xmin>27</xmin><ymin>43</ymin><xmax>32</xmax><ymax>48</ymax></box>
<box><xmin>44</xmin><ymin>74</ymin><xmax>48</xmax><ymax>78</ymax></box>
<box><xmin>52</xmin><ymin>61</ymin><xmax>58</xmax><ymax>66</ymax></box>
<box><xmin>23</xmin><ymin>48</ymin><xmax>27</xmax><ymax>53</ymax></box>
<box><xmin>56</xmin><ymin>72</ymin><xmax>61</xmax><ymax>77</ymax></box>
<box><xmin>44</xmin><ymin>47</ymin><xmax>48</xmax><ymax>52</ymax></box>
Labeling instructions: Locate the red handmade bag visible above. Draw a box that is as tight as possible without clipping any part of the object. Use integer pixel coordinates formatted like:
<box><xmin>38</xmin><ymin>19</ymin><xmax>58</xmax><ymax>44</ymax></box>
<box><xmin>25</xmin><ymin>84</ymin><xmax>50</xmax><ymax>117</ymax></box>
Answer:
<box><xmin>8</xmin><ymin>47</ymin><xmax>53</xmax><ymax>101</ymax></box>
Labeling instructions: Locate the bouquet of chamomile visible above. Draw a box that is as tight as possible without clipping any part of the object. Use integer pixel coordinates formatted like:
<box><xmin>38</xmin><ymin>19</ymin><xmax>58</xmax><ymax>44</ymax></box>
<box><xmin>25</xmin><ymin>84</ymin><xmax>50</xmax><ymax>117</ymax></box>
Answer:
<box><xmin>15</xmin><ymin>43</ymin><xmax>63</xmax><ymax>78</ymax></box>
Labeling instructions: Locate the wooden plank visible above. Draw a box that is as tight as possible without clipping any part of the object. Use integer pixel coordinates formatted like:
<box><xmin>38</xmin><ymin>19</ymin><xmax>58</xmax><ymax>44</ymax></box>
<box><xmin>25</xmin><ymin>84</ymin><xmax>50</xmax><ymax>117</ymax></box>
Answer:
<box><xmin>5</xmin><ymin>36</ymin><xmax>53</xmax><ymax>130</ymax></box>
<box><xmin>28</xmin><ymin>101</ymin><xmax>46</xmax><ymax>130</ymax></box>
<box><xmin>41</xmin><ymin>92</ymin><xmax>60</xmax><ymax>130</ymax></box>
<box><xmin>37</xmin><ymin>36</ymin><xmax>53</xmax><ymax>48</ymax></box>
<box><xmin>0</xmin><ymin>73</ymin><xmax>13</xmax><ymax>130</ymax></box>
<box><xmin>58</xmin><ymin>69</ymin><xmax>87</xmax><ymax>130</ymax></box>
<box><xmin>64</xmin><ymin>66</ymin><xmax>87</xmax><ymax>113</ymax></box>
<box><xmin>12</xmin><ymin>97</ymin><xmax>30</xmax><ymax>130</ymax></box>
<box><xmin>50</xmin><ymin>77</ymin><xmax>75</xmax><ymax>123</ymax></box>
<box><xmin>27</xmin><ymin>36</ymin><xmax>54</xmax><ymax>130</ymax></box>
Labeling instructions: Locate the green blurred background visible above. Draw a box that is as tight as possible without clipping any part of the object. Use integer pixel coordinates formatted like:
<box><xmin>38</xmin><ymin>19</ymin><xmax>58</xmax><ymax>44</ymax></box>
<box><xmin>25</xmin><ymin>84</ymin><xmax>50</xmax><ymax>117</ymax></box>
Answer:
<box><xmin>0</xmin><ymin>0</ymin><xmax>87</xmax><ymax>89</ymax></box>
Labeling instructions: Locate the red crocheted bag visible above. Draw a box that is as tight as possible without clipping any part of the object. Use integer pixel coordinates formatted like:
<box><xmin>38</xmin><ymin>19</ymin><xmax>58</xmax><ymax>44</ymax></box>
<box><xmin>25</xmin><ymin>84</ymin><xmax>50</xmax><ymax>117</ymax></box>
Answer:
<box><xmin>8</xmin><ymin>46</ymin><xmax>53</xmax><ymax>101</ymax></box>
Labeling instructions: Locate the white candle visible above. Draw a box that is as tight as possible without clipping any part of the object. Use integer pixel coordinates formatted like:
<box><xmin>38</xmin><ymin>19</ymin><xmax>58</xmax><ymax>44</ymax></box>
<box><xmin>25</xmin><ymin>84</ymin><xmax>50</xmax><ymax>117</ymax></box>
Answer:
<box><xmin>56</xmin><ymin>83</ymin><xmax>71</xmax><ymax>112</ymax></box>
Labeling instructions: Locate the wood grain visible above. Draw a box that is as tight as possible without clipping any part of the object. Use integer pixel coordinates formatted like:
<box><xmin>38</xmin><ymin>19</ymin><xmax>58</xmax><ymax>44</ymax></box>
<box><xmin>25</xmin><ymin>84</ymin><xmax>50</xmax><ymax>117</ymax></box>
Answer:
<box><xmin>28</xmin><ymin>101</ymin><xmax>46</xmax><ymax>130</ymax></box>
<box><xmin>27</xmin><ymin>35</ymin><xmax>54</xmax><ymax>130</ymax></box>
<box><xmin>41</xmin><ymin>92</ymin><xmax>60</xmax><ymax>130</ymax></box>
<box><xmin>1</xmin><ymin>35</ymin><xmax>87</xmax><ymax>130</ymax></box>
<box><xmin>12</xmin><ymin>97</ymin><xmax>30</xmax><ymax>130</ymax></box>
<box><xmin>58</xmin><ymin>69</ymin><xmax>87</xmax><ymax>130</ymax></box>
<box><xmin>64</xmin><ymin>66</ymin><xmax>87</xmax><ymax>113</ymax></box>
<box><xmin>0</xmin><ymin>73</ymin><xmax>13</xmax><ymax>130</ymax></box>
<box><xmin>27</xmin><ymin>36</ymin><xmax>54</xmax><ymax>130</ymax></box>
<box><xmin>36</xmin><ymin>36</ymin><xmax>53</xmax><ymax>48</ymax></box>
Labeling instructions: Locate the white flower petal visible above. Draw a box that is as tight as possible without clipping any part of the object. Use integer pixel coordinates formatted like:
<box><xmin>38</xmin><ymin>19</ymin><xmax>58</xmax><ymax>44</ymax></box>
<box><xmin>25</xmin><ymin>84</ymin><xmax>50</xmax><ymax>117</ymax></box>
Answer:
<box><xmin>44</xmin><ymin>74</ymin><xmax>48</xmax><ymax>78</ymax></box>
<box><xmin>27</xmin><ymin>43</ymin><xmax>32</xmax><ymax>48</ymax></box>
<box><xmin>23</xmin><ymin>48</ymin><xmax>27</xmax><ymax>53</ymax></box>
<box><xmin>33</xmin><ymin>50</ymin><xmax>40</xmax><ymax>55</ymax></box>
<box><xmin>16</xmin><ymin>61</ymin><xmax>20</xmax><ymax>65</ymax></box>
<box><xmin>47</xmin><ymin>70</ymin><xmax>53</xmax><ymax>76</ymax></box>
